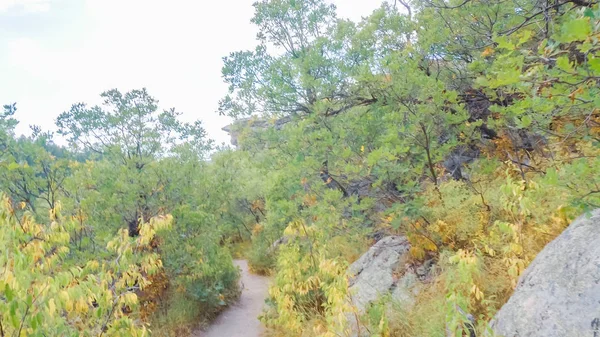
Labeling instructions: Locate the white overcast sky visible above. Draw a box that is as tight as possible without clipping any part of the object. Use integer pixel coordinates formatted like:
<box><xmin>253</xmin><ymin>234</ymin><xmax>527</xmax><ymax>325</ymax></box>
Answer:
<box><xmin>0</xmin><ymin>0</ymin><xmax>384</xmax><ymax>145</ymax></box>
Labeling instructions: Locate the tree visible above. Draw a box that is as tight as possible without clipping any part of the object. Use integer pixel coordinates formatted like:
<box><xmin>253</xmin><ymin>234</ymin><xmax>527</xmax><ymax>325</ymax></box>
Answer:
<box><xmin>56</xmin><ymin>88</ymin><xmax>211</xmax><ymax>236</ymax></box>
<box><xmin>219</xmin><ymin>0</ymin><xmax>378</xmax><ymax>118</ymax></box>
<box><xmin>57</xmin><ymin>88</ymin><xmax>211</xmax><ymax>165</ymax></box>
<box><xmin>0</xmin><ymin>130</ymin><xmax>71</xmax><ymax>216</ymax></box>
<box><xmin>0</xmin><ymin>103</ymin><xmax>17</xmax><ymax>131</ymax></box>
<box><xmin>0</xmin><ymin>103</ymin><xmax>18</xmax><ymax>155</ymax></box>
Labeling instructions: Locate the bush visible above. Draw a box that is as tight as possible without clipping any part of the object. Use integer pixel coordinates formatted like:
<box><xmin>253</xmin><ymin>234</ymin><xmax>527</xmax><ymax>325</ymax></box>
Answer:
<box><xmin>146</xmin><ymin>206</ymin><xmax>240</xmax><ymax>335</ymax></box>
<box><xmin>0</xmin><ymin>196</ymin><xmax>168</xmax><ymax>336</ymax></box>
<box><xmin>247</xmin><ymin>232</ymin><xmax>277</xmax><ymax>275</ymax></box>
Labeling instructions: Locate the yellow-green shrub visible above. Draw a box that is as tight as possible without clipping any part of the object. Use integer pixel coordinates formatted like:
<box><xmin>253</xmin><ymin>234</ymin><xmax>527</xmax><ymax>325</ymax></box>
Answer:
<box><xmin>261</xmin><ymin>219</ymin><xmax>361</xmax><ymax>337</ymax></box>
<box><xmin>0</xmin><ymin>196</ymin><xmax>171</xmax><ymax>337</ymax></box>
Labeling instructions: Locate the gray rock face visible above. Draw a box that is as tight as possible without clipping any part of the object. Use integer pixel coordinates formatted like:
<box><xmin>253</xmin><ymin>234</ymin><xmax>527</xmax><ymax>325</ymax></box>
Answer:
<box><xmin>221</xmin><ymin>116</ymin><xmax>290</xmax><ymax>146</ymax></box>
<box><xmin>491</xmin><ymin>209</ymin><xmax>600</xmax><ymax>337</ymax></box>
<box><xmin>268</xmin><ymin>236</ymin><xmax>290</xmax><ymax>254</ymax></box>
<box><xmin>347</xmin><ymin>236</ymin><xmax>420</xmax><ymax>312</ymax></box>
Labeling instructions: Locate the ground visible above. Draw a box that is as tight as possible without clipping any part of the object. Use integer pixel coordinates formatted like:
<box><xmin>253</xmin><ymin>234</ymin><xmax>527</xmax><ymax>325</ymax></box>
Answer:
<box><xmin>193</xmin><ymin>260</ymin><xmax>270</xmax><ymax>337</ymax></box>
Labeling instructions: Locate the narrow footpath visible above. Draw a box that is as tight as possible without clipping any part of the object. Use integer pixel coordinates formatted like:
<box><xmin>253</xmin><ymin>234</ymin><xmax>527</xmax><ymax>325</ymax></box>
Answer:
<box><xmin>193</xmin><ymin>260</ymin><xmax>270</xmax><ymax>337</ymax></box>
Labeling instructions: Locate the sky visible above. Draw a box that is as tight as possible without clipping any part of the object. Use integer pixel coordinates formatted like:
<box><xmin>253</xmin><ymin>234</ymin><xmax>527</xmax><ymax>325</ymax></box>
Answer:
<box><xmin>0</xmin><ymin>0</ymin><xmax>384</xmax><ymax>146</ymax></box>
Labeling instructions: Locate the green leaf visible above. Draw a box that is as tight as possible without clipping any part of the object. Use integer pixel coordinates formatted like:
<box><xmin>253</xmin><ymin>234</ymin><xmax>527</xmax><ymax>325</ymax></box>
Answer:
<box><xmin>497</xmin><ymin>222</ymin><xmax>512</xmax><ymax>234</ymax></box>
<box><xmin>494</xmin><ymin>35</ymin><xmax>515</xmax><ymax>51</ymax></box>
<box><xmin>520</xmin><ymin>115</ymin><xmax>533</xmax><ymax>128</ymax></box>
<box><xmin>517</xmin><ymin>30</ymin><xmax>533</xmax><ymax>46</ymax></box>
<box><xmin>545</xmin><ymin>168</ymin><xmax>559</xmax><ymax>186</ymax></box>
<box><xmin>26</xmin><ymin>293</ymin><xmax>33</xmax><ymax>307</ymax></box>
<box><xmin>588</xmin><ymin>57</ymin><xmax>600</xmax><ymax>73</ymax></box>
<box><xmin>31</xmin><ymin>312</ymin><xmax>40</xmax><ymax>330</ymax></box>
<box><xmin>5</xmin><ymin>284</ymin><xmax>14</xmax><ymax>301</ymax></box>
<box><xmin>559</xmin><ymin>18</ymin><xmax>591</xmax><ymax>42</ymax></box>
<box><xmin>493</xmin><ymin>67</ymin><xmax>521</xmax><ymax>87</ymax></box>
<box><xmin>10</xmin><ymin>300</ymin><xmax>18</xmax><ymax>318</ymax></box>
<box><xmin>556</xmin><ymin>56</ymin><xmax>572</xmax><ymax>72</ymax></box>
<box><xmin>579</xmin><ymin>41</ymin><xmax>594</xmax><ymax>53</ymax></box>
<box><xmin>7</xmin><ymin>162</ymin><xmax>20</xmax><ymax>171</ymax></box>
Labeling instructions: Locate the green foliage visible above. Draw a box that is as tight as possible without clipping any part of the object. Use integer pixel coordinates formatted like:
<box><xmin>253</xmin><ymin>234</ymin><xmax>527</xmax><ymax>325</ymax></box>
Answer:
<box><xmin>0</xmin><ymin>132</ymin><xmax>71</xmax><ymax>217</ymax></box>
<box><xmin>0</xmin><ymin>196</ymin><xmax>171</xmax><ymax>336</ymax></box>
<box><xmin>162</xmin><ymin>207</ymin><xmax>239</xmax><ymax>306</ymax></box>
<box><xmin>214</xmin><ymin>0</ymin><xmax>600</xmax><ymax>335</ymax></box>
<box><xmin>261</xmin><ymin>219</ymin><xmax>356</xmax><ymax>337</ymax></box>
<box><xmin>56</xmin><ymin>89</ymin><xmax>210</xmax><ymax>160</ymax></box>
<box><xmin>0</xmin><ymin>103</ymin><xmax>18</xmax><ymax>140</ymax></box>
<box><xmin>247</xmin><ymin>234</ymin><xmax>277</xmax><ymax>275</ymax></box>
<box><xmin>148</xmin><ymin>207</ymin><xmax>240</xmax><ymax>336</ymax></box>
<box><xmin>1</xmin><ymin>89</ymin><xmax>246</xmax><ymax>336</ymax></box>
<box><xmin>4</xmin><ymin>0</ymin><xmax>600</xmax><ymax>335</ymax></box>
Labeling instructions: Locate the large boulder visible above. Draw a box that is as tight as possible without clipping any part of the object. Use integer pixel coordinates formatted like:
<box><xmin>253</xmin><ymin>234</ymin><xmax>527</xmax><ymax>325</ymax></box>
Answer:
<box><xmin>221</xmin><ymin>116</ymin><xmax>290</xmax><ymax>147</ymax></box>
<box><xmin>491</xmin><ymin>209</ymin><xmax>600</xmax><ymax>337</ymax></box>
<box><xmin>347</xmin><ymin>236</ymin><xmax>428</xmax><ymax>312</ymax></box>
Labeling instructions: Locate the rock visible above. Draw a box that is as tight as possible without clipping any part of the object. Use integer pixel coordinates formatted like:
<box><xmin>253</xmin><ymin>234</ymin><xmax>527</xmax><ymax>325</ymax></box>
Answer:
<box><xmin>267</xmin><ymin>236</ymin><xmax>290</xmax><ymax>254</ymax></box>
<box><xmin>347</xmin><ymin>236</ymin><xmax>421</xmax><ymax>312</ymax></box>
<box><xmin>345</xmin><ymin>236</ymin><xmax>435</xmax><ymax>337</ymax></box>
<box><xmin>346</xmin><ymin>178</ymin><xmax>404</xmax><ymax>212</ymax></box>
<box><xmin>390</xmin><ymin>270</ymin><xmax>418</xmax><ymax>305</ymax></box>
<box><xmin>490</xmin><ymin>209</ymin><xmax>600</xmax><ymax>337</ymax></box>
<box><xmin>446</xmin><ymin>305</ymin><xmax>476</xmax><ymax>337</ymax></box>
<box><xmin>222</xmin><ymin>116</ymin><xmax>291</xmax><ymax>147</ymax></box>
<box><xmin>347</xmin><ymin>178</ymin><xmax>372</xmax><ymax>198</ymax></box>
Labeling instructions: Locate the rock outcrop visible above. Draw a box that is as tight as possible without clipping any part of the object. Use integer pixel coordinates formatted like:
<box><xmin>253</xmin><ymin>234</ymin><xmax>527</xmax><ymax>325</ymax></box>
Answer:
<box><xmin>347</xmin><ymin>236</ymin><xmax>429</xmax><ymax>312</ymax></box>
<box><xmin>268</xmin><ymin>236</ymin><xmax>290</xmax><ymax>254</ymax></box>
<box><xmin>491</xmin><ymin>209</ymin><xmax>600</xmax><ymax>337</ymax></box>
<box><xmin>222</xmin><ymin>116</ymin><xmax>290</xmax><ymax>147</ymax></box>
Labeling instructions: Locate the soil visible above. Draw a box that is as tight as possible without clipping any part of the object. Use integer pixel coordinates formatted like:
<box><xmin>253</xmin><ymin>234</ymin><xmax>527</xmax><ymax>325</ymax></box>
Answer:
<box><xmin>193</xmin><ymin>260</ymin><xmax>270</xmax><ymax>337</ymax></box>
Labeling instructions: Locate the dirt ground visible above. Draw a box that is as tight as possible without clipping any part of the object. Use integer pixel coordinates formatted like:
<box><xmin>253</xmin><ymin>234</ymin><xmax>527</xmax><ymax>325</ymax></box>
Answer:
<box><xmin>193</xmin><ymin>260</ymin><xmax>270</xmax><ymax>337</ymax></box>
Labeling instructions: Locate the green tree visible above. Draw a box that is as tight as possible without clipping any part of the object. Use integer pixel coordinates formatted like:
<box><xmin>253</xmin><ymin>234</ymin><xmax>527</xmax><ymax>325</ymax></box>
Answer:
<box><xmin>56</xmin><ymin>88</ymin><xmax>211</xmax><ymax>236</ymax></box>
<box><xmin>219</xmin><ymin>0</ymin><xmax>379</xmax><ymax>119</ymax></box>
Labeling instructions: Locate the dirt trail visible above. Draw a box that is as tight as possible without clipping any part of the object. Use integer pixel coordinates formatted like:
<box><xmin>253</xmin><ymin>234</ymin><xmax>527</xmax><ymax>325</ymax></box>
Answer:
<box><xmin>193</xmin><ymin>260</ymin><xmax>270</xmax><ymax>337</ymax></box>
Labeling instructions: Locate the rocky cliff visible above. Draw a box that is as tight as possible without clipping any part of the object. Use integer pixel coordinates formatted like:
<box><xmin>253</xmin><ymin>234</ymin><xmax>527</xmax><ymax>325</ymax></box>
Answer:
<box><xmin>221</xmin><ymin>116</ymin><xmax>291</xmax><ymax>147</ymax></box>
<box><xmin>491</xmin><ymin>209</ymin><xmax>600</xmax><ymax>337</ymax></box>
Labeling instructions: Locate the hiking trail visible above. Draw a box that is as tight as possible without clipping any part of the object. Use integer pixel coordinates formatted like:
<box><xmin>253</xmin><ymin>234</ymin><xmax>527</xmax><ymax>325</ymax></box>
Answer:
<box><xmin>193</xmin><ymin>260</ymin><xmax>270</xmax><ymax>337</ymax></box>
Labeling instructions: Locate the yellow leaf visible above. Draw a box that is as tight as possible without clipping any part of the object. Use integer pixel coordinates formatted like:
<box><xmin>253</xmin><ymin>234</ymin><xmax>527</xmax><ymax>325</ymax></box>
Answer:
<box><xmin>48</xmin><ymin>299</ymin><xmax>57</xmax><ymax>316</ymax></box>
<box><xmin>481</xmin><ymin>47</ymin><xmax>495</xmax><ymax>57</ymax></box>
<box><xmin>65</xmin><ymin>299</ymin><xmax>74</xmax><ymax>312</ymax></box>
<box><xmin>123</xmin><ymin>292</ymin><xmax>138</xmax><ymax>306</ymax></box>
<box><xmin>76</xmin><ymin>298</ymin><xmax>88</xmax><ymax>313</ymax></box>
<box><xmin>59</xmin><ymin>290</ymin><xmax>70</xmax><ymax>303</ymax></box>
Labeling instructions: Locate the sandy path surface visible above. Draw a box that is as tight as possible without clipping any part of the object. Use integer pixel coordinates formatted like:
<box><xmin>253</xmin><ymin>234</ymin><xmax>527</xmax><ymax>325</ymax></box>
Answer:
<box><xmin>193</xmin><ymin>260</ymin><xmax>270</xmax><ymax>337</ymax></box>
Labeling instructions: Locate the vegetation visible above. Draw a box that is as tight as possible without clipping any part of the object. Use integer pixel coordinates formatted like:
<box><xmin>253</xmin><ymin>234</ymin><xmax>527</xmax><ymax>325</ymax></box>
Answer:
<box><xmin>2</xmin><ymin>0</ymin><xmax>600</xmax><ymax>335</ymax></box>
<box><xmin>0</xmin><ymin>96</ymin><xmax>246</xmax><ymax>335</ymax></box>
<box><xmin>216</xmin><ymin>0</ymin><xmax>600</xmax><ymax>335</ymax></box>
